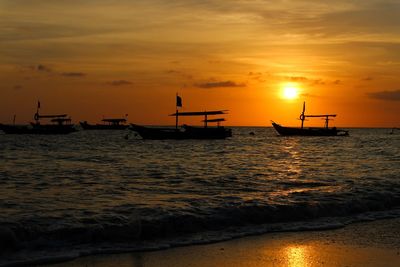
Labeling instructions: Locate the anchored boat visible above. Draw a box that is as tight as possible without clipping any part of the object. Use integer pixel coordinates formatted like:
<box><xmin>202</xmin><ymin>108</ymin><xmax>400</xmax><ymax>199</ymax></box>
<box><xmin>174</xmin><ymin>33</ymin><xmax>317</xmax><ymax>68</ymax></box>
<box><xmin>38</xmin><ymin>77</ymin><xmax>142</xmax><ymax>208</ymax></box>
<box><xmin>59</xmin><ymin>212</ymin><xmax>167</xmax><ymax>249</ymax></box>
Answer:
<box><xmin>389</xmin><ymin>127</ymin><xmax>399</xmax><ymax>135</ymax></box>
<box><xmin>130</xmin><ymin>95</ymin><xmax>232</xmax><ymax>139</ymax></box>
<box><xmin>80</xmin><ymin>117</ymin><xmax>128</xmax><ymax>130</ymax></box>
<box><xmin>272</xmin><ymin>102</ymin><xmax>349</xmax><ymax>136</ymax></box>
<box><xmin>0</xmin><ymin>102</ymin><xmax>76</xmax><ymax>134</ymax></box>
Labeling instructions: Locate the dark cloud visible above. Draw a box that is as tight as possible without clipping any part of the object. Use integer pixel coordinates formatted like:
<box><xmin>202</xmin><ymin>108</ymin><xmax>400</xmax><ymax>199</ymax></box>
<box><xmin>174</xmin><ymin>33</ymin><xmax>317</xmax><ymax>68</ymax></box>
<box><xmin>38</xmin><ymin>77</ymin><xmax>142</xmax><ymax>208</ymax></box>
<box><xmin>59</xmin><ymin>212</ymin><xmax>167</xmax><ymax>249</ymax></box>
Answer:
<box><xmin>195</xmin><ymin>80</ymin><xmax>246</xmax><ymax>88</ymax></box>
<box><xmin>367</xmin><ymin>90</ymin><xmax>400</xmax><ymax>101</ymax></box>
<box><xmin>248</xmin><ymin>72</ymin><xmax>262</xmax><ymax>76</ymax></box>
<box><xmin>13</xmin><ymin>85</ymin><xmax>22</xmax><ymax>90</ymax></box>
<box><xmin>23</xmin><ymin>64</ymin><xmax>88</xmax><ymax>78</ymax></box>
<box><xmin>36</xmin><ymin>64</ymin><xmax>52</xmax><ymax>72</ymax></box>
<box><xmin>21</xmin><ymin>64</ymin><xmax>51</xmax><ymax>73</ymax></box>
<box><xmin>61</xmin><ymin>72</ymin><xmax>86</xmax><ymax>77</ymax></box>
<box><xmin>333</xmin><ymin>80</ymin><xmax>341</xmax><ymax>85</ymax></box>
<box><xmin>107</xmin><ymin>80</ymin><xmax>132</xmax><ymax>86</ymax></box>
<box><xmin>165</xmin><ymin>70</ymin><xmax>180</xmax><ymax>74</ymax></box>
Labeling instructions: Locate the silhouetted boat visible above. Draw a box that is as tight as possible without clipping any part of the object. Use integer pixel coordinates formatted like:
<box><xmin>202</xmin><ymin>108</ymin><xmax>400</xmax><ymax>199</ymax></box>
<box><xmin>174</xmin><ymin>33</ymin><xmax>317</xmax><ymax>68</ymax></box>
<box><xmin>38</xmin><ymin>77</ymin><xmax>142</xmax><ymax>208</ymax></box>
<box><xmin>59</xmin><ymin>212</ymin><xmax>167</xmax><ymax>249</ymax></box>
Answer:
<box><xmin>0</xmin><ymin>102</ymin><xmax>76</xmax><ymax>134</ymax></box>
<box><xmin>272</xmin><ymin>102</ymin><xmax>349</xmax><ymax>136</ymax></box>
<box><xmin>389</xmin><ymin>127</ymin><xmax>399</xmax><ymax>134</ymax></box>
<box><xmin>130</xmin><ymin>95</ymin><xmax>232</xmax><ymax>139</ymax></box>
<box><xmin>80</xmin><ymin>117</ymin><xmax>128</xmax><ymax>130</ymax></box>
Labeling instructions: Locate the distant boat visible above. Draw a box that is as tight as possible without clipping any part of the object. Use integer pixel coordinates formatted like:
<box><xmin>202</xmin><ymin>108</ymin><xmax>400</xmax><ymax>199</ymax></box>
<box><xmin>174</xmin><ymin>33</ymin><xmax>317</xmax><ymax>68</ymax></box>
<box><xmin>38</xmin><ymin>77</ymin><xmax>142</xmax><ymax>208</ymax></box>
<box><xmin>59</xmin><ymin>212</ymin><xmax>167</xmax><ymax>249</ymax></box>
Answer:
<box><xmin>272</xmin><ymin>102</ymin><xmax>349</xmax><ymax>136</ymax></box>
<box><xmin>389</xmin><ymin>127</ymin><xmax>399</xmax><ymax>135</ymax></box>
<box><xmin>80</xmin><ymin>117</ymin><xmax>128</xmax><ymax>130</ymax></box>
<box><xmin>0</xmin><ymin>102</ymin><xmax>76</xmax><ymax>134</ymax></box>
<box><xmin>130</xmin><ymin>95</ymin><xmax>232</xmax><ymax>139</ymax></box>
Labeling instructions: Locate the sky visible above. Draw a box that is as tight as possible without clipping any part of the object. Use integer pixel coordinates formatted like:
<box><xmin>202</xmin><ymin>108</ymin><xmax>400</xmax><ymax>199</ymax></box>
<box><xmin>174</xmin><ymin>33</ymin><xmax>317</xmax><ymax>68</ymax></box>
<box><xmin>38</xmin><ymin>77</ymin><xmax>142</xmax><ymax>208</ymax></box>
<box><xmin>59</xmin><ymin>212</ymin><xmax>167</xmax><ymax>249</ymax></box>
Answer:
<box><xmin>0</xmin><ymin>0</ymin><xmax>399</xmax><ymax>127</ymax></box>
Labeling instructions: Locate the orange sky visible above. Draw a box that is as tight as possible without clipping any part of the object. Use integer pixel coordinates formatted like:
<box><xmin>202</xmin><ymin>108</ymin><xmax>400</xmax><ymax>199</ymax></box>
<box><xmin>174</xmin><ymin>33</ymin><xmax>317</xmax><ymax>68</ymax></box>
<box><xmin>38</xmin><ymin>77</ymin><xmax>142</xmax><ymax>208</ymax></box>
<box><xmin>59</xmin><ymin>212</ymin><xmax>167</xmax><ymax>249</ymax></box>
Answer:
<box><xmin>0</xmin><ymin>0</ymin><xmax>399</xmax><ymax>127</ymax></box>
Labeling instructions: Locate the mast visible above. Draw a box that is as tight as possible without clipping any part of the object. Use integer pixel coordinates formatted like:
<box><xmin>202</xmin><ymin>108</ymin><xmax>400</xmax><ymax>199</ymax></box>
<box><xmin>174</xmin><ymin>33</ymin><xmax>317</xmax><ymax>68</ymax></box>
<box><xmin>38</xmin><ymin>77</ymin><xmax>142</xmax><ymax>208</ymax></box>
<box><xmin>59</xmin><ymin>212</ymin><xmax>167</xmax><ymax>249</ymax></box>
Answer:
<box><xmin>175</xmin><ymin>93</ymin><xmax>178</xmax><ymax>129</ymax></box>
<box><xmin>324</xmin><ymin>115</ymin><xmax>329</xmax><ymax>129</ymax></box>
<box><xmin>175</xmin><ymin>108</ymin><xmax>178</xmax><ymax>129</ymax></box>
<box><xmin>35</xmin><ymin>100</ymin><xmax>41</xmax><ymax>123</ymax></box>
<box><xmin>175</xmin><ymin>93</ymin><xmax>182</xmax><ymax>129</ymax></box>
<box><xmin>300</xmin><ymin>101</ymin><xmax>305</xmax><ymax>129</ymax></box>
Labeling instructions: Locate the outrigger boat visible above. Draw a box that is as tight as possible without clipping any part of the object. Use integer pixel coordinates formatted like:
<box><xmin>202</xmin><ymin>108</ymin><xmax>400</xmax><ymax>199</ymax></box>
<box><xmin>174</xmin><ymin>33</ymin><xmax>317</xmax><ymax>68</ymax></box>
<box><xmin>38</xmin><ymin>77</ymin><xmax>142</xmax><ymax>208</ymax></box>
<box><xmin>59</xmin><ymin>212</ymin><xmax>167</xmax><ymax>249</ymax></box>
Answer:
<box><xmin>130</xmin><ymin>95</ymin><xmax>232</xmax><ymax>139</ymax></box>
<box><xmin>0</xmin><ymin>102</ymin><xmax>76</xmax><ymax>134</ymax></box>
<box><xmin>80</xmin><ymin>117</ymin><xmax>128</xmax><ymax>130</ymax></box>
<box><xmin>272</xmin><ymin>102</ymin><xmax>349</xmax><ymax>136</ymax></box>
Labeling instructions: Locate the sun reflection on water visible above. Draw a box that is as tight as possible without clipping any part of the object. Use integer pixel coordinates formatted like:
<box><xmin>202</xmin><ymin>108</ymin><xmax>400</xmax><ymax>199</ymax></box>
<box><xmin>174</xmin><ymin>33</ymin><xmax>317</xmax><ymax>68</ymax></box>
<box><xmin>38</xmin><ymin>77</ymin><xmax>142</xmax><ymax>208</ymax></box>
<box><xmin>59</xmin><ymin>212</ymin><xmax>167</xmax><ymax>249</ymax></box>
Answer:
<box><xmin>282</xmin><ymin>138</ymin><xmax>303</xmax><ymax>176</ymax></box>
<box><xmin>285</xmin><ymin>245</ymin><xmax>309</xmax><ymax>267</ymax></box>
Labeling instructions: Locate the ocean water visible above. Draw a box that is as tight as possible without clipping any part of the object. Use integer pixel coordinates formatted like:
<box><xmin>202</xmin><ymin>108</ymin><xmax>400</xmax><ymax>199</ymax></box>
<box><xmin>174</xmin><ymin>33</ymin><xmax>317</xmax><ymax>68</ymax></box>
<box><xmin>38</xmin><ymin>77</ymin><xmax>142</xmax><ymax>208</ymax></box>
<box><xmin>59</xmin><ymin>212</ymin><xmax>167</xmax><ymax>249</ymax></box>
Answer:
<box><xmin>0</xmin><ymin>127</ymin><xmax>399</xmax><ymax>266</ymax></box>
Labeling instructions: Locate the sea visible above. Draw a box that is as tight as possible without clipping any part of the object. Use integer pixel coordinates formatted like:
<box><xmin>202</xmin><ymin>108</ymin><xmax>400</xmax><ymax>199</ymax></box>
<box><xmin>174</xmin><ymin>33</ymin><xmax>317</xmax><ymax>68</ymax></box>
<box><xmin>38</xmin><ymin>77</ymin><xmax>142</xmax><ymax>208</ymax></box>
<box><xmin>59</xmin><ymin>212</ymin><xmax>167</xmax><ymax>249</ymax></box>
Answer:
<box><xmin>0</xmin><ymin>127</ymin><xmax>399</xmax><ymax>266</ymax></box>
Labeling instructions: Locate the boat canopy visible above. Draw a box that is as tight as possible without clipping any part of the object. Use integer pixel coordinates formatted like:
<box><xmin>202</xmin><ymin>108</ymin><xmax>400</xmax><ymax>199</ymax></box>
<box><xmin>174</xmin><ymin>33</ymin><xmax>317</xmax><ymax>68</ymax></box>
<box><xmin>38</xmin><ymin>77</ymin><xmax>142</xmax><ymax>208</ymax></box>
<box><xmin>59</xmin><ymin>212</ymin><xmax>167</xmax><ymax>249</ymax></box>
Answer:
<box><xmin>102</xmin><ymin>118</ymin><xmax>127</xmax><ymax>123</ymax></box>
<box><xmin>169</xmin><ymin>110</ymin><xmax>228</xmax><ymax>116</ymax></box>
<box><xmin>51</xmin><ymin>118</ymin><xmax>71</xmax><ymax>123</ymax></box>
<box><xmin>201</xmin><ymin>118</ymin><xmax>226</xmax><ymax>122</ymax></box>
<box><xmin>304</xmin><ymin>114</ymin><xmax>336</xmax><ymax>118</ymax></box>
<box><xmin>38</xmin><ymin>114</ymin><xmax>68</xmax><ymax>118</ymax></box>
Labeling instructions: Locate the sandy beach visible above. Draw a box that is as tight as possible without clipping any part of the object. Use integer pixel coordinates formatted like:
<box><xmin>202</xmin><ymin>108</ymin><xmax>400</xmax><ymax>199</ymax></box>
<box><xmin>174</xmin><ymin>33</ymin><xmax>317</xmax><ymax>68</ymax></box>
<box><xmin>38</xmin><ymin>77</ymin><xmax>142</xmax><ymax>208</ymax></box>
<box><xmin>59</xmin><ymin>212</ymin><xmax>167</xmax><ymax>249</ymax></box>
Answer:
<box><xmin>43</xmin><ymin>218</ymin><xmax>400</xmax><ymax>267</ymax></box>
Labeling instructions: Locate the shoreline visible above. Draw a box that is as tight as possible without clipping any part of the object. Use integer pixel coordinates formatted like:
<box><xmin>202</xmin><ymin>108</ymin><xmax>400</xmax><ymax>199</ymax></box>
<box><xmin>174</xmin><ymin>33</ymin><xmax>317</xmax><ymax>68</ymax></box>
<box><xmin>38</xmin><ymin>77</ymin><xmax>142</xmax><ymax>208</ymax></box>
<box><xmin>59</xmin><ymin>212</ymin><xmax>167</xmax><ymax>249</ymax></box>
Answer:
<box><xmin>43</xmin><ymin>217</ymin><xmax>400</xmax><ymax>267</ymax></box>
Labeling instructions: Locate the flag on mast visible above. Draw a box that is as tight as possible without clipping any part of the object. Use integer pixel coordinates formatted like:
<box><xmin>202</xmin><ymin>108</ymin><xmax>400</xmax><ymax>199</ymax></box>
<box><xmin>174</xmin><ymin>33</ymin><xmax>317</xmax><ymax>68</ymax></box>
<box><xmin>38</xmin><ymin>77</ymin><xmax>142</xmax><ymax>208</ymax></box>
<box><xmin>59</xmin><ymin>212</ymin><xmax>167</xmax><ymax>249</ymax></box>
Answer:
<box><xmin>176</xmin><ymin>95</ymin><xmax>182</xmax><ymax>107</ymax></box>
<box><xmin>37</xmin><ymin>101</ymin><xmax>41</xmax><ymax>109</ymax></box>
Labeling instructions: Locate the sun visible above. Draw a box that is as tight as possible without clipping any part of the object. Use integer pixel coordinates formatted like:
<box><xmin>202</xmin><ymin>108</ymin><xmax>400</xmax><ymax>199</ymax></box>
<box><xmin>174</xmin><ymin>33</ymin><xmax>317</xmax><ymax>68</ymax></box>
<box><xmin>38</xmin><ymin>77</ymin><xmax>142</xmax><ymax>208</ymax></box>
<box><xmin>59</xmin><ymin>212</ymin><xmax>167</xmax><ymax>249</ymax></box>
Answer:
<box><xmin>282</xmin><ymin>83</ymin><xmax>299</xmax><ymax>100</ymax></box>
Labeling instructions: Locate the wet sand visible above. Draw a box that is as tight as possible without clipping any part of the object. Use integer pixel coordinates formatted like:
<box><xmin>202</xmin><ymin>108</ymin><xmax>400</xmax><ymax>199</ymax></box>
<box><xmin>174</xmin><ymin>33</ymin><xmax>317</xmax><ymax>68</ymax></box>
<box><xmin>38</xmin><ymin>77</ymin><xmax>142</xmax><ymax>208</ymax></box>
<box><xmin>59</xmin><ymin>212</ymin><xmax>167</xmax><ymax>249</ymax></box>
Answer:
<box><xmin>45</xmin><ymin>218</ymin><xmax>400</xmax><ymax>267</ymax></box>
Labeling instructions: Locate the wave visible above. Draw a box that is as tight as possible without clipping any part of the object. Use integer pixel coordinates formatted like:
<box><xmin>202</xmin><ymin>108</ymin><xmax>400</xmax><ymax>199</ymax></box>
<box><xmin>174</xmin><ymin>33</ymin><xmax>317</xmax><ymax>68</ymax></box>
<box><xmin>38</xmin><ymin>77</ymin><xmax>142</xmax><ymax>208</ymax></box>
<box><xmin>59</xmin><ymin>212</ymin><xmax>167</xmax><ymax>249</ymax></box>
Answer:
<box><xmin>1</xmin><ymin>194</ymin><xmax>400</xmax><ymax>267</ymax></box>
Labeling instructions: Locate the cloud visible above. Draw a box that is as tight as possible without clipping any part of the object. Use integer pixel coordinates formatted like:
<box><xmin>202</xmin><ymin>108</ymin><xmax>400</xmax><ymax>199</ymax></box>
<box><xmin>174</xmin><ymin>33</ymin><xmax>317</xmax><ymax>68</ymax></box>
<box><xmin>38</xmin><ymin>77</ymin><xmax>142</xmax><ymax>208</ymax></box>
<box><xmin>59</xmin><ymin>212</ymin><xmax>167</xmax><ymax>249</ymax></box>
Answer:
<box><xmin>362</xmin><ymin>76</ymin><xmax>373</xmax><ymax>81</ymax></box>
<box><xmin>28</xmin><ymin>64</ymin><xmax>52</xmax><ymax>73</ymax></box>
<box><xmin>195</xmin><ymin>80</ymin><xmax>246</xmax><ymax>88</ymax></box>
<box><xmin>311</xmin><ymin>79</ymin><xmax>326</xmax><ymax>86</ymax></box>
<box><xmin>272</xmin><ymin>2</ymin><xmax>400</xmax><ymax>39</ymax></box>
<box><xmin>23</xmin><ymin>64</ymin><xmax>88</xmax><ymax>78</ymax></box>
<box><xmin>61</xmin><ymin>72</ymin><xmax>86</xmax><ymax>77</ymax></box>
<box><xmin>107</xmin><ymin>80</ymin><xmax>132</xmax><ymax>86</ymax></box>
<box><xmin>13</xmin><ymin>85</ymin><xmax>22</xmax><ymax>90</ymax></box>
<box><xmin>165</xmin><ymin>69</ymin><xmax>193</xmax><ymax>80</ymax></box>
<box><xmin>367</xmin><ymin>90</ymin><xmax>400</xmax><ymax>101</ymax></box>
<box><xmin>301</xmin><ymin>93</ymin><xmax>319</xmax><ymax>98</ymax></box>
<box><xmin>281</xmin><ymin>76</ymin><xmax>326</xmax><ymax>86</ymax></box>
<box><xmin>281</xmin><ymin>76</ymin><xmax>342</xmax><ymax>86</ymax></box>
<box><xmin>165</xmin><ymin>70</ymin><xmax>180</xmax><ymax>74</ymax></box>
<box><xmin>248</xmin><ymin>72</ymin><xmax>268</xmax><ymax>83</ymax></box>
<box><xmin>287</xmin><ymin>76</ymin><xmax>309</xmax><ymax>82</ymax></box>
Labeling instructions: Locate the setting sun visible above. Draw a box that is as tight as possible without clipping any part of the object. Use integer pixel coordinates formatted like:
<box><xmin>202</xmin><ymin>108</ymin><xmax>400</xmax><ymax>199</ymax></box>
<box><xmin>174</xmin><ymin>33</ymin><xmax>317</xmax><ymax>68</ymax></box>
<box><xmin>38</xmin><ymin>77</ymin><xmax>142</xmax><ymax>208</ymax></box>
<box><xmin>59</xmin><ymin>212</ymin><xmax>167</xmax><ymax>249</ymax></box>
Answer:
<box><xmin>282</xmin><ymin>83</ymin><xmax>299</xmax><ymax>100</ymax></box>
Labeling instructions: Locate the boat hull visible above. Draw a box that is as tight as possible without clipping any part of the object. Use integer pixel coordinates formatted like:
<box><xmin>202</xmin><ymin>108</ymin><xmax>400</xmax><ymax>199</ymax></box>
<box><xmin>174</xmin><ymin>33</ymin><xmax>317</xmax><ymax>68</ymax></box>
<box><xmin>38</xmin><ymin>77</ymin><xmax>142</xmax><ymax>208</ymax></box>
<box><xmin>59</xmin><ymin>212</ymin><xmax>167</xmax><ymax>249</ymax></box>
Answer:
<box><xmin>0</xmin><ymin>124</ymin><xmax>77</xmax><ymax>134</ymax></box>
<box><xmin>183</xmin><ymin>125</ymin><xmax>232</xmax><ymax>139</ymax></box>
<box><xmin>130</xmin><ymin>124</ymin><xmax>232</xmax><ymax>140</ymax></box>
<box><xmin>272</xmin><ymin>122</ymin><xmax>348</xmax><ymax>136</ymax></box>
<box><xmin>80</xmin><ymin>122</ymin><xmax>128</xmax><ymax>130</ymax></box>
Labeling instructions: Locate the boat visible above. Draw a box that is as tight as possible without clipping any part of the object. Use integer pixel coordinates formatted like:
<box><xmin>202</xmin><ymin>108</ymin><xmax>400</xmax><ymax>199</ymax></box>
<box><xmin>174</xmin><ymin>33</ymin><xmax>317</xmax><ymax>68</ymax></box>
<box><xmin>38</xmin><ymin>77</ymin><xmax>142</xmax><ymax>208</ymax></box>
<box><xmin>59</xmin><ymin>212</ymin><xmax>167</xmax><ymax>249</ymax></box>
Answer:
<box><xmin>80</xmin><ymin>117</ymin><xmax>128</xmax><ymax>130</ymax></box>
<box><xmin>271</xmin><ymin>102</ymin><xmax>349</xmax><ymax>136</ymax></box>
<box><xmin>389</xmin><ymin>127</ymin><xmax>399</xmax><ymax>135</ymax></box>
<box><xmin>130</xmin><ymin>95</ymin><xmax>232</xmax><ymax>139</ymax></box>
<box><xmin>0</xmin><ymin>102</ymin><xmax>76</xmax><ymax>134</ymax></box>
